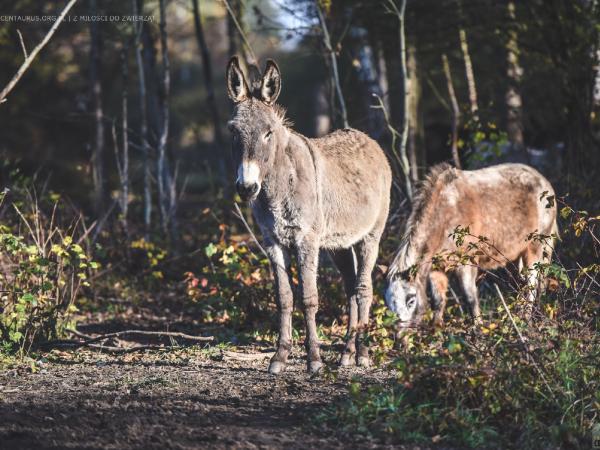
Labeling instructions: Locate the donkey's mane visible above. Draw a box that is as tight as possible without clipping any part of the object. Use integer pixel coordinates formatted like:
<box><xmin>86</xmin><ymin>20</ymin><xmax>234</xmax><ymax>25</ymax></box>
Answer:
<box><xmin>388</xmin><ymin>163</ymin><xmax>458</xmax><ymax>278</ymax></box>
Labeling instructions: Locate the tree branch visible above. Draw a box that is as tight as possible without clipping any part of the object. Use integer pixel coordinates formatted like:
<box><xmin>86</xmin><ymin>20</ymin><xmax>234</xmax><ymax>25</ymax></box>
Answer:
<box><xmin>0</xmin><ymin>0</ymin><xmax>79</xmax><ymax>104</ymax></box>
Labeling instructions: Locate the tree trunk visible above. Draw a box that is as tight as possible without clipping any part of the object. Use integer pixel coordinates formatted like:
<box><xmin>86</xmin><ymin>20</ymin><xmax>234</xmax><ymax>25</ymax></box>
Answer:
<box><xmin>505</xmin><ymin>1</ymin><xmax>524</xmax><ymax>150</ymax></box>
<box><xmin>407</xmin><ymin>43</ymin><xmax>424</xmax><ymax>181</ymax></box>
<box><xmin>391</xmin><ymin>0</ymin><xmax>413</xmax><ymax>201</ymax></box>
<box><xmin>442</xmin><ymin>54</ymin><xmax>462</xmax><ymax>169</ymax></box>
<box><xmin>191</xmin><ymin>0</ymin><xmax>228</xmax><ymax>188</ymax></box>
<box><xmin>89</xmin><ymin>0</ymin><xmax>105</xmax><ymax>216</ymax></box>
<box><xmin>133</xmin><ymin>0</ymin><xmax>151</xmax><ymax>237</ymax></box>
<box><xmin>348</xmin><ymin>25</ymin><xmax>385</xmax><ymax>140</ymax></box>
<box><xmin>157</xmin><ymin>0</ymin><xmax>177</xmax><ymax>237</ymax></box>
<box><xmin>120</xmin><ymin>47</ymin><xmax>129</xmax><ymax>238</ymax></box>
<box><xmin>316</xmin><ymin>2</ymin><xmax>349</xmax><ymax>129</ymax></box>
<box><xmin>457</xmin><ymin>0</ymin><xmax>478</xmax><ymax>119</ymax></box>
<box><xmin>459</xmin><ymin>27</ymin><xmax>478</xmax><ymax>118</ymax></box>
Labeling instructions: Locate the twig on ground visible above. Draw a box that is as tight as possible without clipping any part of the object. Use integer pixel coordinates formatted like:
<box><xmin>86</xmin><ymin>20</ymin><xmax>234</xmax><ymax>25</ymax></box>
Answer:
<box><xmin>66</xmin><ymin>328</ymin><xmax>214</xmax><ymax>344</ymax></box>
<box><xmin>46</xmin><ymin>340</ymin><xmax>184</xmax><ymax>354</ymax></box>
<box><xmin>221</xmin><ymin>350</ymin><xmax>274</xmax><ymax>361</ymax></box>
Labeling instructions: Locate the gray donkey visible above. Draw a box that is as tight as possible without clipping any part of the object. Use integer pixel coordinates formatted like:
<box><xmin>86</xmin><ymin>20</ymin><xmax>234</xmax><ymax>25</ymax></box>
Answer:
<box><xmin>225</xmin><ymin>57</ymin><xmax>391</xmax><ymax>374</ymax></box>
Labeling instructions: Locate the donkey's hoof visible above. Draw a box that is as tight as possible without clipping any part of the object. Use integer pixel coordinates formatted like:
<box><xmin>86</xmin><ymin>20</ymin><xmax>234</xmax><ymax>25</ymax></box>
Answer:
<box><xmin>268</xmin><ymin>361</ymin><xmax>286</xmax><ymax>375</ymax></box>
<box><xmin>357</xmin><ymin>356</ymin><xmax>371</xmax><ymax>368</ymax></box>
<box><xmin>339</xmin><ymin>353</ymin><xmax>355</xmax><ymax>367</ymax></box>
<box><xmin>308</xmin><ymin>360</ymin><xmax>323</xmax><ymax>374</ymax></box>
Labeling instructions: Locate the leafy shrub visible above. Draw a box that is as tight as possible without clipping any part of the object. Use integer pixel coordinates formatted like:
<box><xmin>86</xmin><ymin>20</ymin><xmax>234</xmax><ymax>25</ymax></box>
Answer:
<box><xmin>185</xmin><ymin>235</ymin><xmax>274</xmax><ymax>330</ymax></box>
<box><xmin>319</xmin><ymin>201</ymin><xmax>599</xmax><ymax>449</ymax></box>
<box><xmin>0</xmin><ymin>195</ymin><xmax>97</xmax><ymax>354</ymax></box>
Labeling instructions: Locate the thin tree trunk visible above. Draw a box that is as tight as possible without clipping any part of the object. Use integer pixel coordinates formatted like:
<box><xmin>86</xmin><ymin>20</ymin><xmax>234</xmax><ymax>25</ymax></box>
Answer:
<box><xmin>407</xmin><ymin>43</ymin><xmax>423</xmax><ymax>182</ymax></box>
<box><xmin>388</xmin><ymin>0</ymin><xmax>412</xmax><ymax>200</ymax></box>
<box><xmin>505</xmin><ymin>1</ymin><xmax>524</xmax><ymax>150</ymax></box>
<box><xmin>159</xmin><ymin>0</ymin><xmax>178</xmax><ymax>243</ymax></box>
<box><xmin>120</xmin><ymin>47</ymin><xmax>129</xmax><ymax>238</ymax></box>
<box><xmin>316</xmin><ymin>2</ymin><xmax>349</xmax><ymax>129</ymax></box>
<box><xmin>459</xmin><ymin>27</ymin><xmax>478</xmax><ymax>117</ymax></box>
<box><xmin>133</xmin><ymin>0</ymin><xmax>151</xmax><ymax>237</ymax></box>
<box><xmin>348</xmin><ymin>25</ymin><xmax>385</xmax><ymax>140</ymax></box>
<box><xmin>191</xmin><ymin>0</ymin><xmax>228</xmax><ymax>186</ymax></box>
<box><xmin>457</xmin><ymin>1</ymin><xmax>478</xmax><ymax>118</ymax></box>
<box><xmin>157</xmin><ymin>0</ymin><xmax>175</xmax><ymax>233</ymax></box>
<box><xmin>89</xmin><ymin>0</ymin><xmax>105</xmax><ymax>216</ymax></box>
<box><xmin>223</xmin><ymin>0</ymin><xmax>256</xmax><ymax>65</ymax></box>
<box><xmin>442</xmin><ymin>54</ymin><xmax>462</xmax><ymax>169</ymax></box>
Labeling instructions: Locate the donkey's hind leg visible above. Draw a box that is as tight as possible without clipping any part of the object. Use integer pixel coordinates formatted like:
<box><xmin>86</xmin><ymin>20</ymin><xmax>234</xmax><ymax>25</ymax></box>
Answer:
<box><xmin>330</xmin><ymin>248</ymin><xmax>358</xmax><ymax>367</ymax></box>
<box><xmin>354</xmin><ymin>233</ymin><xmax>383</xmax><ymax>368</ymax></box>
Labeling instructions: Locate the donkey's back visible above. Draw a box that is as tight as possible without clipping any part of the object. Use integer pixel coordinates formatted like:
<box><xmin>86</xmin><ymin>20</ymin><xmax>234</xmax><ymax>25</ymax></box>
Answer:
<box><xmin>310</xmin><ymin>128</ymin><xmax>392</xmax><ymax>250</ymax></box>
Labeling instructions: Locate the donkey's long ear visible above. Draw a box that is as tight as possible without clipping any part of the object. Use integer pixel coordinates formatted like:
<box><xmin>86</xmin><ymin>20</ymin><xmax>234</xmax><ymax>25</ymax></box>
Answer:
<box><xmin>260</xmin><ymin>60</ymin><xmax>282</xmax><ymax>105</ymax></box>
<box><xmin>226</xmin><ymin>56</ymin><xmax>249</xmax><ymax>103</ymax></box>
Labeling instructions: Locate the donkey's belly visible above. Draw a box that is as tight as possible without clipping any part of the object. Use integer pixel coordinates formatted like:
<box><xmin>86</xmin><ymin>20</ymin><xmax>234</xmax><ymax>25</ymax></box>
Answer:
<box><xmin>320</xmin><ymin>203</ymin><xmax>382</xmax><ymax>249</ymax></box>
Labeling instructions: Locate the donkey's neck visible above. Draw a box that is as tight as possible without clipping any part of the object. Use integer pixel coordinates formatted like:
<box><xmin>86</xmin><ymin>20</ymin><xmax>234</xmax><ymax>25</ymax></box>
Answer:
<box><xmin>260</xmin><ymin>130</ymin><xmax>316</xmax><ymax>206</ymax></box>
<box><xmin>396</xmin><ymin>192</ymin><xmax>442</xmax><ymax>275</ymax></box>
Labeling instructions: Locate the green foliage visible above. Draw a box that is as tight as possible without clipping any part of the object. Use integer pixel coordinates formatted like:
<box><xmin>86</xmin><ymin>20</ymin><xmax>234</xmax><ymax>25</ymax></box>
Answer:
<box><xmin>0</xmin><ymin>200</ymin><xmax>97</xmax><ymax>354</ymax></box>
<box><xmin>318</xmin><ymin>201</ymin><xmax>599</xmax><ymax>448</ymax></box>
<box><xmin>184</xmin><ymin>234</ymin><xmax>274</xmax><ymax>330</ymax></box>
<box><xmin>320</xmin><ymin>311</ymin><xmax>599</xmax><ymax>448</ymax></box>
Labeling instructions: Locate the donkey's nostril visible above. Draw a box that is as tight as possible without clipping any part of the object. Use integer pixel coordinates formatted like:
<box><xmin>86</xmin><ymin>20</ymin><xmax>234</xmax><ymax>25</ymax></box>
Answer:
<box><xmin>236</xmin><ymin>181</ymin><xmax>259</xmax><ymax>200</ymax></box>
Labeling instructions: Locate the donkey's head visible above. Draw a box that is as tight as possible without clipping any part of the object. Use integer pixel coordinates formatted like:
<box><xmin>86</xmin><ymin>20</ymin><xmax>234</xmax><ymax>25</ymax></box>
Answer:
<box><xmin>225</xmin><ymin>56</ymin><xmax>285</xmax><ymax>201</ymax></box>
<box><xmin>385</xmin><ymin>272</ymin><xmax>419</xmax><ymax>326</ymax></box>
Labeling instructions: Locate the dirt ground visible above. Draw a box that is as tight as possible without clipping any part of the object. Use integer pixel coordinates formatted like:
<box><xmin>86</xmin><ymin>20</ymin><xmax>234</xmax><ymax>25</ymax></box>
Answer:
<box><xmin>0</xmin><ymin>346</ymin><xmax>398</xmax><ymax>450</ymax></box>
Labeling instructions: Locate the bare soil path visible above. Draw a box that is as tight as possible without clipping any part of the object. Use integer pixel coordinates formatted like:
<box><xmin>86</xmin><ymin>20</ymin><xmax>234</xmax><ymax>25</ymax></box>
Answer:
<box><xmin>0</xmin><ymin>344</ymin><xmax>396</xmax><ymax>449</ymax></box>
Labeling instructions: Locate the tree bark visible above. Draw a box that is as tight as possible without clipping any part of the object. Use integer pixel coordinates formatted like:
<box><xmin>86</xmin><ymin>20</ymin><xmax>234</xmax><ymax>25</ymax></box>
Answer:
<box><xmin>191</xmin><ymin>0</ymin><xmax>228</xmax><ymax>186</ymax></box>
<box><xmin>442</xmin><ymin>54</ymin><xmax>462</xmax><ymax>169</ymax></box>
<box><xmin>505</xmin><ymin>1</ymin><xmax>524</xmax><ymax>150</ymax></box>
<box><xmin>389</xmin><ymin>0</ymin><xmax>413</xmax><ymax>201</ymax></box>
<box><xmin>133</xmin><ymin>0</ymin><xmax>152</xmax><ymax>237</ymax></box>
<box><xmin>457</xmin><ymin>0</ymin><xmax>478</xmax><ymax>119</ymax></box>
<box><xmin>157</xmin><ymin>0</ymin><xmax>177</xmax><ymax>236</ymax></box>
<box><xmin>316</xmin><ymin>2</ymin><xmax>349</xmax><ymax>129</ymax></box>
<box><xmin>120</xmin><ymin>47</ymin><xmax>129</xmax><ymax>238</ymax></box>
<box><xmin>407</xmin><ymin>43</ymin><xmax>424</xmax><ymax>181</ymax></box>
<box><xmin>89</xmin><ymin>0</ymin><xmax>105</xmax><ymax>216</ymax></box>
<box><xmin>348</xmin><ymin>25</ymin><xmax>385</xmax><ymax>140</ymax></box>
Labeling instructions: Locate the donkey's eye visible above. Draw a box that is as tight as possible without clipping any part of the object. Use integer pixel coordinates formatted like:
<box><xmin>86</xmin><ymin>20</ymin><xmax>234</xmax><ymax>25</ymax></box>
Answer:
<box><xmin>264</xmin><ymin>130</ymin><xmax>273</xmax><ymax>140</ymax></box>
<box><xmin>406</xmin><ymin>296</ymin><xmax>416</xmax><ymax>308</ymax></box>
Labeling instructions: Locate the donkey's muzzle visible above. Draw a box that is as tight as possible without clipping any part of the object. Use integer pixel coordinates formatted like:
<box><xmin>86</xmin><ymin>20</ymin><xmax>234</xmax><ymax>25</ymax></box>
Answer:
<box><xmin>236</xmin><ymin>181</ymin><xmax>259</xmax><ymax>201</ymax></box>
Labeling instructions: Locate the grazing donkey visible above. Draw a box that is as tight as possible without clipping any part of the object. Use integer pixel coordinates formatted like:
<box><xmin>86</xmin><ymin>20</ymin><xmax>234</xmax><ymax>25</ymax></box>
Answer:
<box><xmin>385</xmin><ymin>163</ymin><xmax>557</xmax><ymax>330</ymax></box>
<box><xmin>225</xmin><ymin>57</ymin><xmax>391</xmax><ymax>374</ymax></box>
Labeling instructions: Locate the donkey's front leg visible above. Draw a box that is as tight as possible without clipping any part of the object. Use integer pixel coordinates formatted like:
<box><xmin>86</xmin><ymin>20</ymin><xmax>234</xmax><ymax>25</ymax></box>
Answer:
<box><xmin>297</xmin><ymin>240</ymin><xmax>322</xmax><ymax>374</ymax></box>
<box><xmin>267</xmin><ymin>245</ymin><xmax>294</xmax><ymax>375</ymax></box>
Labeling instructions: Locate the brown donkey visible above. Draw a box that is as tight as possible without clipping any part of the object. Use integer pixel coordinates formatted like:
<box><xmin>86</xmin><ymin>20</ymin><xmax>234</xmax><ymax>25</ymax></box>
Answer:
<box><xmin>225</xmin><ymin>57</ymin><xmax>391</xmax><ymax>374</ymax></box>
<box><xmin>385</xmin><ymin>163</ymin><xmax>557</xmax><ymax>330</ymax></box>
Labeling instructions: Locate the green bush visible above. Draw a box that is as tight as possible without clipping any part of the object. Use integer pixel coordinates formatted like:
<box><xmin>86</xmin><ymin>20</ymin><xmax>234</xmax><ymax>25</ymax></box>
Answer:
<box><xmin>319</xmin><ymin>202</ymin><xmax>599</xmax><ymax>449</ymax></box>
<box><xmin>0</xmin><ymin>196</ymin><xmax>97</xmax><ymax>354</ymax></box>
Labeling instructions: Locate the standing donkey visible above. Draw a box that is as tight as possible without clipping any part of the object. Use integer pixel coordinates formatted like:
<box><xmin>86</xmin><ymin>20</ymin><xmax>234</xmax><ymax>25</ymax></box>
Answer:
<box><xmin>225</xmin><ymin>57</ymin><xmax>391</xmax><ymax>374</ymax></box>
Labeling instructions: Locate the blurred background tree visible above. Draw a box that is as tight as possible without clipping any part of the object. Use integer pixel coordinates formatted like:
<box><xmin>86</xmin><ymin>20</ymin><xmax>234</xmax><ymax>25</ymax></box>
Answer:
<box><xmin>0</xmin><ymin>0</ymin><xmax>598</xmax><ymax>232</ymax></box>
